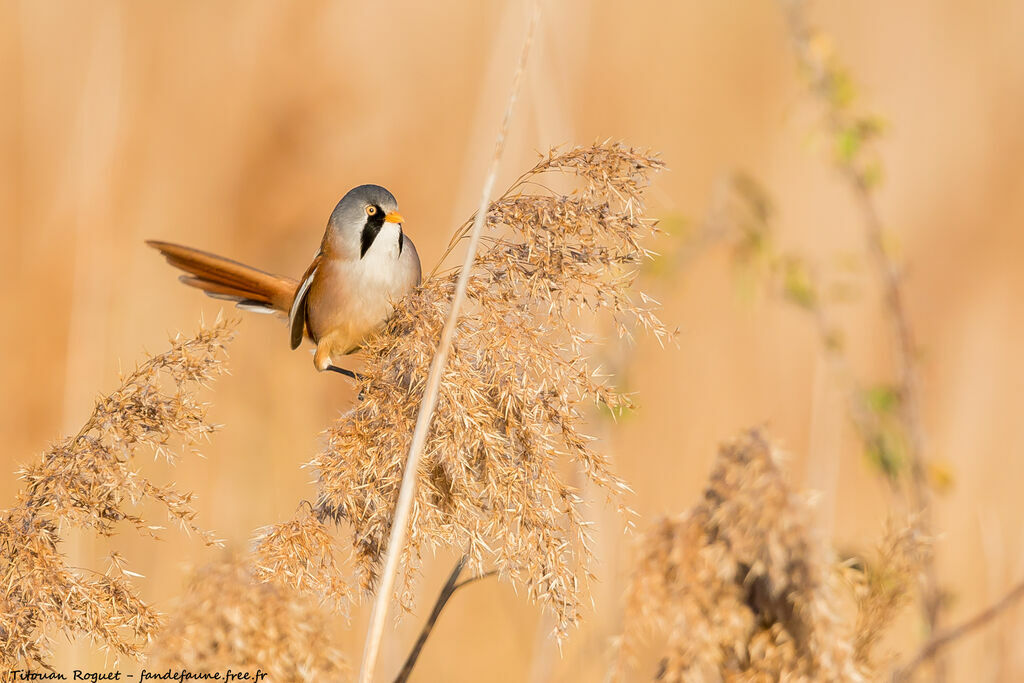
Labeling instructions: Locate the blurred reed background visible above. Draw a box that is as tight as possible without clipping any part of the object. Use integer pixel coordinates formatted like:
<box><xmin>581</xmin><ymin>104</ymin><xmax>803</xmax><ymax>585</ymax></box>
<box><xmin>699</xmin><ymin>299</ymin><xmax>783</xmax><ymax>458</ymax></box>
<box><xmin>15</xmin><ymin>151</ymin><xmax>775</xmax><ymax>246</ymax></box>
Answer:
<box><xmin>2</xmin><ymin>1</ymin><xmax>1023</xmax><ymax>680</ymax></box>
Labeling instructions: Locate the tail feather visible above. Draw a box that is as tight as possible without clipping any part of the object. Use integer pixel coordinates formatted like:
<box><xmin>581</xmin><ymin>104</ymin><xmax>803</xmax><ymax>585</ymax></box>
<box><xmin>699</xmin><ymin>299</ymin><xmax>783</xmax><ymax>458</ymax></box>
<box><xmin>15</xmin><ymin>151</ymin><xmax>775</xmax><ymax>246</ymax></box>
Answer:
<box><xmin>175</xmin><ymin>274</ymin><xmax>268</xmax><ymax>303</ymax></box>
<box><xmin>147</xmin><ymin>240</ymin><xmax>298</xmax><ymax>313</ymax></box>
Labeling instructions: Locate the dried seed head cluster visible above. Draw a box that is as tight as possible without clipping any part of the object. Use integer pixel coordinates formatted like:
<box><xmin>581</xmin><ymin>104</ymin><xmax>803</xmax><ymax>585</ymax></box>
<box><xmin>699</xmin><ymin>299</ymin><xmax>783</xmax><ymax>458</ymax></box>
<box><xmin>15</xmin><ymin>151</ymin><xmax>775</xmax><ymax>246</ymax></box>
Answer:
<box><xmin>256</xmin><ymin>142</ymin><xmax>668</xmax><ymax>638</ymax></box>
<box><xmin>253</xmin><ymin>506</ymin><xmax>353</xmax><ymax>607</ymax></box>
<box><xmin>848</xmin><ymin>521</ymin><xmax>930</xmax><ymax>672</ymax></box>
<box><xmin>149</xmin><ymin>554</ymin><xmax>351</xmax><ymax>682</ymax></box>
<box><xmin>616</xmin><ymin>430</ymin><xmax>863</xmax><ymax>682</ymax></box>
<box><xmin>0</xmin><ymin>318</ymin><xmax>235</xmax><ymax>669</ymax></box>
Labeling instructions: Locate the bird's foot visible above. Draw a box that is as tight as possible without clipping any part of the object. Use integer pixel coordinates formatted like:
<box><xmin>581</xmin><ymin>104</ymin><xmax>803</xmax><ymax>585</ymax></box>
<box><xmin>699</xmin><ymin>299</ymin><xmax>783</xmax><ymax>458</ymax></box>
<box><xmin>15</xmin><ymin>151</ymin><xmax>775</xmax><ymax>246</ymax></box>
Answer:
<box><xmin>327</xmin><ymin>365</ymin><xmax>366</xmax><ymax>400</ymax></box>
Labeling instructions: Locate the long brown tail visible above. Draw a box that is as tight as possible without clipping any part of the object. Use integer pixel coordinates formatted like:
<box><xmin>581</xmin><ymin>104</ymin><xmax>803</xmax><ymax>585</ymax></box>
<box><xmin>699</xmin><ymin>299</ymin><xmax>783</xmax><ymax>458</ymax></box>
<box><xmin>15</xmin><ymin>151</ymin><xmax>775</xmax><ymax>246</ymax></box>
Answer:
<box><xmin>147</xmin><ymin>240</ymin><xmax>298</xmax><ymax>314</ymax></box>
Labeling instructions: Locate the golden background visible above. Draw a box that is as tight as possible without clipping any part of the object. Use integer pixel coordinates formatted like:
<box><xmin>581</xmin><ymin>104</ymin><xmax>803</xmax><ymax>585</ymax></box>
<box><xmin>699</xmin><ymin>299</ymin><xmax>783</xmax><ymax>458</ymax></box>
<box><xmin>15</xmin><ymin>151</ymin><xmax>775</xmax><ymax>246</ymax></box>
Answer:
<box><xmin>2</xmin><ymin>1</ymin><xmax>1023</xmax><ymax>680</ymax></box>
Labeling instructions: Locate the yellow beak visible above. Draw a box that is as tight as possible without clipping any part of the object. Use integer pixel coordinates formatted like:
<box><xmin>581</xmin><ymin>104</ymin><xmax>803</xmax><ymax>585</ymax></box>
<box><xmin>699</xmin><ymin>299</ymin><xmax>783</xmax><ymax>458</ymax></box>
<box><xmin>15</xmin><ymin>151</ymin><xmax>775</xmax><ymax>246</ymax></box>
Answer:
<box><xmin>384</xmin><ymin>211</ymin><xmax>405</xmax><ymax>224</ymax></box>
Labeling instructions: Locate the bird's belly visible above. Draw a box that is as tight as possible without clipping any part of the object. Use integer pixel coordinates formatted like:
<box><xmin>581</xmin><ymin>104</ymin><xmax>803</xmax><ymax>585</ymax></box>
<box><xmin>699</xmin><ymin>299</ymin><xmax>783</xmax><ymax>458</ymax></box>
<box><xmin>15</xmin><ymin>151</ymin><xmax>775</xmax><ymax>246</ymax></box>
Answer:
<box><xmin>306</xmin><ymin>253</ymin><xmax>407</xmax><ymax>356</ymax></box>
<box><xmin>309</xmin><ymin>296</ymin><xmax>392</xmax><ymax>356</ymax></box>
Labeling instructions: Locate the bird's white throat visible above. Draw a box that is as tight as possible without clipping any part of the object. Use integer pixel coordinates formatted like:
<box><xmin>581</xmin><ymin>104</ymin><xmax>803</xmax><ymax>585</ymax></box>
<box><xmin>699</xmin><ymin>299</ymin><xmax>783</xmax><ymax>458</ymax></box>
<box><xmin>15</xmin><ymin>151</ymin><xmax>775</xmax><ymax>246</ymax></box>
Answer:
<box><xmin>359</xmin><ymin>222</ymin><xmax>404</xmax><ymax>286</ymax></box>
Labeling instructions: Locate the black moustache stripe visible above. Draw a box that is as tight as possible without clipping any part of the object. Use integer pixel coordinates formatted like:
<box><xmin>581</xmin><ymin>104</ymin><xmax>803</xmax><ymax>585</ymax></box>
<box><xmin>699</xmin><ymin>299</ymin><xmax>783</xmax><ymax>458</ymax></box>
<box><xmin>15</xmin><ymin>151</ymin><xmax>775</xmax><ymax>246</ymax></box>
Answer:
<box><xmin>360</xmin><ymin>206</ymin><xmax>386</xmax><ymax>258</ymax></box>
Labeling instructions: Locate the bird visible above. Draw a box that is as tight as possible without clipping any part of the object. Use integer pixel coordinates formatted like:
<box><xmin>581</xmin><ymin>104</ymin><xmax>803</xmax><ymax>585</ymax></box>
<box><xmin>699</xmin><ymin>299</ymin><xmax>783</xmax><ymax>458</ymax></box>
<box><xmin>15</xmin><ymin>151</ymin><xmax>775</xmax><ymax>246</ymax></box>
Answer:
<box><xmin>147</xmin><ymin>184</ymin><xmax>421</xmax><ymax>378</ymax></box>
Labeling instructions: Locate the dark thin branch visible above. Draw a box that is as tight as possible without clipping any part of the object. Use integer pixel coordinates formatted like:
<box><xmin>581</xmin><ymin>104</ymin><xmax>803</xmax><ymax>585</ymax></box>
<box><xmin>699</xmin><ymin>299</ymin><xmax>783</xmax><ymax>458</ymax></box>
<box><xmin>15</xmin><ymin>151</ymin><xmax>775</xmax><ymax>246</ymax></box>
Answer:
<box><xmin>895</xmin><ymin>577</ymin><xmax>1024</xmax><ymax>681</ymax></box>
<box><xmin>392</xmin><ymin>556</ymin><xmax>495</xmax><ymax>683</ymax></box>
<box><xmin>453</xmin><ymin>570</ymin><xmax>497</xmax><ymax>593</ymax></box>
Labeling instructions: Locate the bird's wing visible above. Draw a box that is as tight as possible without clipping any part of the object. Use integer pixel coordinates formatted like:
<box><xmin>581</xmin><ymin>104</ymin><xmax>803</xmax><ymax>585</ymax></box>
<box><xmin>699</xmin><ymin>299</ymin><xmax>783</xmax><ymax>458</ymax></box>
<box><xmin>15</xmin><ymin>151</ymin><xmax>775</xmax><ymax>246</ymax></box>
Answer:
<box><xmin>289</xmin><ymin>250</ymin><xmax>321</xmax><ymax>350</ymax></box>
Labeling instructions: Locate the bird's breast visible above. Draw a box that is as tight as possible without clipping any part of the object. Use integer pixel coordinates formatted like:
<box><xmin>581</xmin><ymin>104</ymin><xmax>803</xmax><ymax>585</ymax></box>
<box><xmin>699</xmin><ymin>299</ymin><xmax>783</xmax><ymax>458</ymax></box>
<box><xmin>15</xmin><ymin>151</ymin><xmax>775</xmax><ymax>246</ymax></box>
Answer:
<box><xmin>306</xmin><ymin>223</ymin><xmax>415</xmax><ymax>354</ymax></box>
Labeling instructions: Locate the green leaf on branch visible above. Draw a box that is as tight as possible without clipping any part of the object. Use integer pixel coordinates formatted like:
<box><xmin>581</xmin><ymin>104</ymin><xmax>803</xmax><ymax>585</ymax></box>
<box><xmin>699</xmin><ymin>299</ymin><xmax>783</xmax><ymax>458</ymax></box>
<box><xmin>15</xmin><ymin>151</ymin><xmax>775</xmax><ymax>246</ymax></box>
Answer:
<box><xmin>865</xmin><ymin>384</ymin><xmax>901</xmax><ymax>415</ymax></box>
<box><xmin>781</xmin><ymin>257</ymin><xmax>818</xmax><ymax>310</ymax></box>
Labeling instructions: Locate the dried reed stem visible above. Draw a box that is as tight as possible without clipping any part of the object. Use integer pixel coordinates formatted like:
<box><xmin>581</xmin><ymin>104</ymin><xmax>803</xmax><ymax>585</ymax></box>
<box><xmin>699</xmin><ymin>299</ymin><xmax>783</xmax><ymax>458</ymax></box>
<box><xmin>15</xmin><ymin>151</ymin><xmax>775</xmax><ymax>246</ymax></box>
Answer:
<box><xmin>779</xmin><ymin>0</ymin><xmax>943</xmax><ymax>659</ymax></box>
<box><xmin>355</xmin><ymin>4</ymin><xmax>540</xmax><ymax>681</ymax></box>
<box><xmin>895</xmin><ymin>576</ymin><xmax>1024</xmax><ymax>682</ymax></box>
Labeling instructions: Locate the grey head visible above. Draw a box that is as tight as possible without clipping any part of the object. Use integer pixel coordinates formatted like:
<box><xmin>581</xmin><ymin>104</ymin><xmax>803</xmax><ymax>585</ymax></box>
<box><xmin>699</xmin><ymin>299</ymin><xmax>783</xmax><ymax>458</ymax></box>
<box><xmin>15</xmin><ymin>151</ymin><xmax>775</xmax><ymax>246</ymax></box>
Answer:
<box><xmin>326</xmin><ymin>184</ymin><xmax>403</xmax><ymax>260</ymax></box>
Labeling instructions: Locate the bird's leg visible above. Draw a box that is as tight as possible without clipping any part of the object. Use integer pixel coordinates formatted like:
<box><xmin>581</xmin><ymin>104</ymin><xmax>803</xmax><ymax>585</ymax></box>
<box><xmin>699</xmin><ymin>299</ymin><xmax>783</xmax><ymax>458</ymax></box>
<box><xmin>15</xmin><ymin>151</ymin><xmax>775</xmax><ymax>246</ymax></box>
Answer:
<box><xmin>327</xmin><ymin>365</ymin><xmax>367</xmax><ymax>401</ymax></box>
<box><xmin>316</xmin><ymin>340</ymin><xmax>366</xmax><ymax>396</ymax></box>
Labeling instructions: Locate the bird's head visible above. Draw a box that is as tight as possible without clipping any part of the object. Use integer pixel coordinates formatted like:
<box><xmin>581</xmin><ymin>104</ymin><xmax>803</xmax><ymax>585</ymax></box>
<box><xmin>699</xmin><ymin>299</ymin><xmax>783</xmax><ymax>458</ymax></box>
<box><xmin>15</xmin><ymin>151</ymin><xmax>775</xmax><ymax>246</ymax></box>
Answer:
<box><xmin>327</xmin><ymin>184</ymin><xmax>405</xmax><ymax>259</ymax></box>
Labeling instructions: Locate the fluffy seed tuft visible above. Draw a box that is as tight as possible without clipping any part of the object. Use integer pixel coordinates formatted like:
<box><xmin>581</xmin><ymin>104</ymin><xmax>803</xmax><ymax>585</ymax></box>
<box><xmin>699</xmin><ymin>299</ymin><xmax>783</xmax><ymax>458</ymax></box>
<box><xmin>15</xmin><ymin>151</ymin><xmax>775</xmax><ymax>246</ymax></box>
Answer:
<box><xmin>150</xmin><ymin>554</ymin><xmax>351</xmax><ymax>682</ymax></box>
<box><xmin>256</xmin><ymin>142</ymin><xmax>667</xmax><ymax>638</ymax></box>
<box><xmin>0</xmin><ymin>318</ymin><xmax>236</xmax><ymax>670</ymax></box>
<box><xmin>615</xmin><ymin>430</ymin><xmax>864</xmax><ymax>682</ymax></box>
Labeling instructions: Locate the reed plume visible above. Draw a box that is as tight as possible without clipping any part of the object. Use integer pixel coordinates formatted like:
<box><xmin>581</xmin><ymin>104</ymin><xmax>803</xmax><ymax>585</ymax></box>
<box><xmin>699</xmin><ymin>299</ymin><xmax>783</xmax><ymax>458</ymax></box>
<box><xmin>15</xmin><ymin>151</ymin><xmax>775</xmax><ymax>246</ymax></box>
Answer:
<box><xmin>615</xmin><ymin>430</ymin><xmax>863</xmax><ymax>682</ymax></box>
<box><xmin>255</xmin><ymin>142</ymin><xmax>668</xmax><ymax>639</ymax></box>
<box><xmin>850</xmin><ymin>522</ymin><xmax>931</xmax><ymax>673</ymax></box>
<box><xmin>149</xmin><ymin>553</ymin><xmax>351</xmax><ymax>682</ymax></box>
<box><xmin>0</xmin><ymin>318</ymin><xmax>235</xmax><ymax>670</ymax></box>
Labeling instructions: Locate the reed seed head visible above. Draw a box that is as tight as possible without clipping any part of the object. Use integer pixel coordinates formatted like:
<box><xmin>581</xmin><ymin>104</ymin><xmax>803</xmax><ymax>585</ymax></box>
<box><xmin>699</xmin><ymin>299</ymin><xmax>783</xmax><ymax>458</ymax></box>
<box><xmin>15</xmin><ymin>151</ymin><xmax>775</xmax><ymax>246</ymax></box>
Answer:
<box><xmin>0</xmin><ymin>317</ymin><xmax>236</xmax><ymax>670</ymax></box>
<box><xmin>150</xmin><ymin>553</ymin><xmax>351</xmax><ymax>682</ymax></box>
<box><xmin>256</xmin><ymin>142</ymin><xmax>668</xmax><ymax>639</ymax></box>
<box><xmin>616</xmin><ymin>430</ymin><xmax>863</xmax><ymax>682</ymax></box>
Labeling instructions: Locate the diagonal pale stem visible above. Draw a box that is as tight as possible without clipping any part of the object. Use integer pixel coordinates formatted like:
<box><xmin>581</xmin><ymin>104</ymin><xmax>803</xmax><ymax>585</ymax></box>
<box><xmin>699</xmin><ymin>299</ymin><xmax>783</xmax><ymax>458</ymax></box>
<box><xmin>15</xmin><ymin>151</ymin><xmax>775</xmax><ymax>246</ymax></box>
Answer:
<box><xmin>355</xmin><ymin>4</ymin><xmax>541</xmax><ymax>682</ymax></box>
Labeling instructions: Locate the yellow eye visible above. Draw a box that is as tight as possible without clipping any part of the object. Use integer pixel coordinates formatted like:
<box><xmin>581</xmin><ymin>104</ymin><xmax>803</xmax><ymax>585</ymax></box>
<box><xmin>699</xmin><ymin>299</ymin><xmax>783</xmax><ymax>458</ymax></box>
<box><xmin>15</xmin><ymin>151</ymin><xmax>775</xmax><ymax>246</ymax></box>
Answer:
<box><xmin>366</xmin><ymin>205</ymin><xmax>377</xmax><ymax>216</ymax></box>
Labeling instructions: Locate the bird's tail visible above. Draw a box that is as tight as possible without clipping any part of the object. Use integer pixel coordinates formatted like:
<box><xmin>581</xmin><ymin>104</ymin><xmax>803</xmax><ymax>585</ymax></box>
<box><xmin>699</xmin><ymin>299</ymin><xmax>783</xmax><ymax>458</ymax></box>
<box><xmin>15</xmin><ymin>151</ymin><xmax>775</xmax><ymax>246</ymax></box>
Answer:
<box><xmin>147</xmin><ymin>240</ymin><xmax>298</xmax><ymax>314</ymax></box>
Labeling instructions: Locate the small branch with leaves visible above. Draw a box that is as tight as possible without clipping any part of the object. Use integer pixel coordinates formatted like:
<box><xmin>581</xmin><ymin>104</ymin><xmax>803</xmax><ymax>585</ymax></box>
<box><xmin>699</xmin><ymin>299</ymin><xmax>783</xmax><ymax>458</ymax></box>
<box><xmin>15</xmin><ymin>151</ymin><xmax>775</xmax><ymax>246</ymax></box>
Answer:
<box><xmin>779</xmin><ymin>2</ymin><xmax>945</xmax><ymax>674</ymax></box>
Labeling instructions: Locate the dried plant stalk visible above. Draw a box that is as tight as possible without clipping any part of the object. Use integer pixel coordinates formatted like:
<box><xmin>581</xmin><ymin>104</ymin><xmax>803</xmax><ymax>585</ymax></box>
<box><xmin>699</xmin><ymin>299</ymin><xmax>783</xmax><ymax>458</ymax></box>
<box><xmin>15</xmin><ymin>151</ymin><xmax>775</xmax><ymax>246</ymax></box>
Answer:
<box><xmin>355</xmin><ymin>6</ymin><xmax>538</xmax><ymax>681</ymax></box>
<box><xmin>149</xmin><ymin>554</ymin><xmax>351</xmax><ymax>682</ymax></box>
<box><xmin>0</xmin><ymin>317</ymin><xmax>235</xmax><ymax>669</ymax></box>
<box><xmin>255</xmin><ymin>141</ymin><xmax>668</xmax><ymax>645</ymax></box>
<box><xmin>615</xmin><ymin>430</ymin><xmax>862</xmax><ymax>682</ymax></box>
<box><xmin>896</xmin><ymin>576</ymin><xmax>1024</xmax><ymax>682</ymax></box>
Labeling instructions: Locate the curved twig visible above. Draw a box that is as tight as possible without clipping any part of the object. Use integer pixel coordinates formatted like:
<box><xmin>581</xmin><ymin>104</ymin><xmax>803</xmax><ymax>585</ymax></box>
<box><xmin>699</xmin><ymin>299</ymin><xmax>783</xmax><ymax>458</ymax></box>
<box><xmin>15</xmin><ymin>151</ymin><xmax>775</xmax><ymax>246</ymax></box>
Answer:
<box><xmin>895</xmin><ymin>577</ymin><xmax>1024</xmax><ymax>681</ymax></box>
<box><xmin>392</xmin><ymin>556</ymin><xmax>497</xmax><ymax>683</ymax></box>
